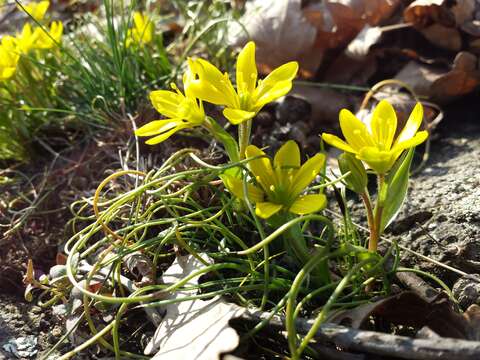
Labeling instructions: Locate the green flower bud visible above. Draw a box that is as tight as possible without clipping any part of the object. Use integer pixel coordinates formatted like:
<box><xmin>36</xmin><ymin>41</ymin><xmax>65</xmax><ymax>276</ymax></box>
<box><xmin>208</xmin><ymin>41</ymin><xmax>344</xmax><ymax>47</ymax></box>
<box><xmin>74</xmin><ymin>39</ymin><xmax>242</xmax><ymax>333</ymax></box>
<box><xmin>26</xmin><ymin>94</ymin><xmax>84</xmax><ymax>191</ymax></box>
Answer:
<box><xmin>338</xmin><ymin>152</ymin><xmax>368</xmax><ymax>194</ymax></box>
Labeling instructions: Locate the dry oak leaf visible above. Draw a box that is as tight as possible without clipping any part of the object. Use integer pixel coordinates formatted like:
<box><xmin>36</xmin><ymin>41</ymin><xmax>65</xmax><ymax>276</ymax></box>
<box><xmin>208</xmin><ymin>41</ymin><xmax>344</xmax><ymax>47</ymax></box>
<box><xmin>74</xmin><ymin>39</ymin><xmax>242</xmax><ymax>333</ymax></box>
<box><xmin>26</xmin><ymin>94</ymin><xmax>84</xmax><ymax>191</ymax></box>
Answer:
<box><xmin>231</xmin><ymin>0</ymin><xmax>318</xmax><ymax>75</ymax></box>
<box><xmin>395</xmin><ymin>52</ymin><xmax>480</xmax><ymax>103</ymax></box>
<box><xmin>231</xmin><ymin>0</ymin><xmax>399</xmax><ymax>77</ymax></box>
<box><xmin>145</xmin><ymin>255</ymin><xmax>245</xmax><ymax>360</ymax></box>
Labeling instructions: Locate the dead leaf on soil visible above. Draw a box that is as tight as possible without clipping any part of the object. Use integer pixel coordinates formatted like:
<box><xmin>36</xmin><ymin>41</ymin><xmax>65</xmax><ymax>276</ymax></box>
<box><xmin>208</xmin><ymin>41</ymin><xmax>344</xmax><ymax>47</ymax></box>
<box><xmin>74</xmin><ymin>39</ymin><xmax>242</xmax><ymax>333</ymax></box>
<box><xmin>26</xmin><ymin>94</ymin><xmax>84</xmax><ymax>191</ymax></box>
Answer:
<box><xmin>230</xmin><ymin>0</ymin><xmax>318</xmax><ymax>76</ymax></box>
<box><xmin>231</xmin><ymin>0</ymin><xmax>400</xmax><ymax>77</ymax></box>
<box><xmin>421</xmin><ymin>23</ymin><xmax>462</xmax><ymax>51</ymax></box>
<box><xmin>404</xmin><ymin>0</ymin><xmax>476</xmax><ymax>50</ymax></box>
<box><xmin>395</xmin><ymin>52</ymin><xmax>480</xmax><ymax>103</ymax></box>
<box><xmin>330</xmin><ymin>291</ymin><xmax>480</xmax><ymax>341</ymax></box>
<box><xmin>403</xmin><ymin>0</ymin><xmax>475</xmax><ymax>28</ymax></box>
<box><xmin>145</xmin><ymin>254</ymin><xmax>245</xmax><ymax>360</ymax></box>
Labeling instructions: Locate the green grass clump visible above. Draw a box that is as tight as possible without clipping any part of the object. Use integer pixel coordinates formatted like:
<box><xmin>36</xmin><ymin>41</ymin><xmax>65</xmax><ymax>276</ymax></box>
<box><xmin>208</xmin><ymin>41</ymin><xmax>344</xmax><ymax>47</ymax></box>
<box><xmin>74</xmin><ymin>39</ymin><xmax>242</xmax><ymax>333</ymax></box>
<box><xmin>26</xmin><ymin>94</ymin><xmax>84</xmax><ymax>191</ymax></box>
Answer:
<box><xmin>0</xmin><ymin>0</ymin><xmax>172</xmax><ymax>161</ymax></box>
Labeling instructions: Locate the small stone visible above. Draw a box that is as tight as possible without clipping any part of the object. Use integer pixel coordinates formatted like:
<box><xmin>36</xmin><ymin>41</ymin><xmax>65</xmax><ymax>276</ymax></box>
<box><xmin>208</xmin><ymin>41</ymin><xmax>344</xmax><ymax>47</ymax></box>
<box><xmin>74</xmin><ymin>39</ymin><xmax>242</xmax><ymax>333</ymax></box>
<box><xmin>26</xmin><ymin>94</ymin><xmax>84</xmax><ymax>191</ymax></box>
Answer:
<box><xmin>275</xmin><ymin>96</ymin><xmax>311</xmax><ymax>125</ymax></box>
<box><xmin>452</xmin><ymin>276</ymin><xmax>480</xmax><ymax>309</ymax></box>
<box><xmin>51</xmin><ymin>327</ymin><xmax>62</xmax><ymax>338</ymax></box>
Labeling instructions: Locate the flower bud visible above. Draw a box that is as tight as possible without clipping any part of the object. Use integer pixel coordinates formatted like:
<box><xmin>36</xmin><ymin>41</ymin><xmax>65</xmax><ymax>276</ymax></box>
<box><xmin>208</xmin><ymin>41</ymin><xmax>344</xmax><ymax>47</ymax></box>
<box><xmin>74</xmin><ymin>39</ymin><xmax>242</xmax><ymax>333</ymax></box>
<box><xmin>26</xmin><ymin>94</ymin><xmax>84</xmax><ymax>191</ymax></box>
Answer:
<box><xmin>338</xmin><ymin>152</ymin><xmax>367</xmax><ymax>194</ymax></box>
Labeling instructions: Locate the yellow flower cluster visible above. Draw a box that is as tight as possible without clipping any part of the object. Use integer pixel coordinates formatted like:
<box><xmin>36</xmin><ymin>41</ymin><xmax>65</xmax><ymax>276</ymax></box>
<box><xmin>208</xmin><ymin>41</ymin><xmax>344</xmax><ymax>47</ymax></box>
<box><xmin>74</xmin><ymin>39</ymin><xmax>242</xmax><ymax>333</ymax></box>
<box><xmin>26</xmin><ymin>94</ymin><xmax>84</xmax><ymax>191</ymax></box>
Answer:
<box><xmin>136</xmin><ymin>41</ymin><xmax>298</xmax><ymax>143</ymax></box>
<box><xmin>0</xmin><ymin>1</ymin><xmax>63</xmax><ymax>81</ymax></box>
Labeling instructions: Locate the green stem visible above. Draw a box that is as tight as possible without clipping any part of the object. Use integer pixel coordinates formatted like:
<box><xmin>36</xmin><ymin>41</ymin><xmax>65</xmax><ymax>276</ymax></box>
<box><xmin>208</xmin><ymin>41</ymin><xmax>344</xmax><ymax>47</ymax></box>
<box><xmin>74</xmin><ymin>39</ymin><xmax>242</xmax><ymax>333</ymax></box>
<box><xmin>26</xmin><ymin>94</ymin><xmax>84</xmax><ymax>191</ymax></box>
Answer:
<box><xmin>369</xmin><ymin>175</ymin><xmax>385</xmax><ymax>252</ymax></box>
<box><xmin>238</xmin><ymin>119</ymin><xmax>252</xmax><ymax>160</ymax></box>
<box><xmin>361</xmin><ymin>191</ymin><xmax>376</xmax><ymax>251</ymax></box>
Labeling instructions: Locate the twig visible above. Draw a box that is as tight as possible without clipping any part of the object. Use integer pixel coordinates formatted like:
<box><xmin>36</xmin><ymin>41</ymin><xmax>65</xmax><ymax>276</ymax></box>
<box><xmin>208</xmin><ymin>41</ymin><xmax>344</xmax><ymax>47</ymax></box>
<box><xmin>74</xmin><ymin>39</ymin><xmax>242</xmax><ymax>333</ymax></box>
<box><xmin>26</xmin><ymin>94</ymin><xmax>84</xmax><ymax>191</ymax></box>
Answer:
<box><xmin>241</xmin><ymin>310</ymin><xmax>480</xmax><ymax>360</ymax></box>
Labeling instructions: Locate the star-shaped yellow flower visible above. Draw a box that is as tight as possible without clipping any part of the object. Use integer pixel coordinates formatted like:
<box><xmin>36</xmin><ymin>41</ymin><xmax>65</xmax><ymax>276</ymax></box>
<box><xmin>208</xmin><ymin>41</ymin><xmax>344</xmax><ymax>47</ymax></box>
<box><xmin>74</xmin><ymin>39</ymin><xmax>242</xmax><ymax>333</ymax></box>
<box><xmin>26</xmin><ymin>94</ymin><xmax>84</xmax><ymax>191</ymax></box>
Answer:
<box><xmin>33</xmin><ymin>21</ymin><xmax>63</xmax><ymax>49</ymax></box>
<box><xmin>322</xmin><ymin>100</ymin><xmax>428</xmax><ymax>174</ymax></box>
<box><xmin>126</xmin><ymin>12</ymin><xmax>153</xmax><ymax>47</ymax></box>
<box><xmin>135</xmin><ymin>71</ymin><xmax>205</xmax><ymax>145</ymax></box>
<box><xmin>223</xmin><ymin>141</ymin><xmax>327</xmax><ymax>219</ymax></box>
<box><xmin>15</xmin><ymin>23</ymin><xmax>37</xmax><ymax>54</ymax></box>
<box><xmin>186</xmin><ymin>41</ymin><xmax>299</xmax><ymax>125</ymax></box>
<box><xmin>18</xmin><ymin>1</ymin><xmax>50</xmax><ymax>22</ymax></box>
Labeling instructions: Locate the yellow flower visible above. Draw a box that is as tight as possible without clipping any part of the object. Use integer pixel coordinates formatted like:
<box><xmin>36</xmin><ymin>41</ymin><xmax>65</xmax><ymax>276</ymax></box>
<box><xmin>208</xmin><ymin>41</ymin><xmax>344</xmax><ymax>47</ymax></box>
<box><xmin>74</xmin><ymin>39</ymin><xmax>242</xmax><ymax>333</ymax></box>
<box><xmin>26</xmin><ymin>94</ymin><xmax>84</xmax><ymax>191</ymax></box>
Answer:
<box><xmin>33</xmin><ymin>21</ymin><xmax>63</xmax><ymax>49</ymax></box>
<box><xmin>18</xmin><ymin>1</ymin><xmax>50</xmax><ymax>21</ymax></box>
<box><xmin>322</xmin><ymin>100</ymin><xmax>428</xmax><ymax>174</ymax></box>
<box><xmin>186</xmin><ymin>41</ymin><xmax>299</xmax><ymax>125</ymax></box>
<box><xmin>0</xmin><ymin>36</ymin><xmax>20</xmax><ymax>81</ymax></box>
<box><xmin>126</xmin><ymin>12</ymin><xmax>153</xmax><ymax>47</ymax></box>
<box><xmin>223</xmin><ymin>141</ymin><xmax>327</xmax><ymax>219</ymax></box>
<box><xmin>15</xmin><ymin>23</ymin><xmax>37</xmax><ymax>54</ymax></box>
<box><xmin>135</xmin><ymin>71</ymin><xmax>205</xmax><ymax>145</ymax></box>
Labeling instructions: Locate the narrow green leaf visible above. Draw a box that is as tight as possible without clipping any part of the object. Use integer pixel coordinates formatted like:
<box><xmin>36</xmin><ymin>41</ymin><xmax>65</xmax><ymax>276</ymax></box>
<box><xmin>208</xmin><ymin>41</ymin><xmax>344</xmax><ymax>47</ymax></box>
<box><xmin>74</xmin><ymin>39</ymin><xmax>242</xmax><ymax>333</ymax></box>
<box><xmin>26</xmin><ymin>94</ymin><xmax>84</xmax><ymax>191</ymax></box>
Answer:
<box><xmin>206</xmin><ymin>117</ymin><xmax>240</xmax><ymax>163</ymax></box>
<box><xmin>379</xmin><ymin>148</ymin><xmax>415</xmax><ymax>233</ymax></box>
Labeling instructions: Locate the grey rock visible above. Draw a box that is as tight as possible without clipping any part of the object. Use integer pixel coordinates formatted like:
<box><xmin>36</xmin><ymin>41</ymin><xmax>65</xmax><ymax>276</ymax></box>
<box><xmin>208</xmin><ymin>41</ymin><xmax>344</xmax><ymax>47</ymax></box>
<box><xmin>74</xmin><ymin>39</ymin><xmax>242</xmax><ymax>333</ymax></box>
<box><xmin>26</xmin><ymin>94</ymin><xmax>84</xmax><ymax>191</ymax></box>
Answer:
<box><xmin>453</xmin><ymin>276</ymin><xmax>480</xmax><ymax>309</ymax></box>
<box><xmin>387</xmin><ymin>121</ymin><xmax>480</xmax><ymax>286</ymax></box>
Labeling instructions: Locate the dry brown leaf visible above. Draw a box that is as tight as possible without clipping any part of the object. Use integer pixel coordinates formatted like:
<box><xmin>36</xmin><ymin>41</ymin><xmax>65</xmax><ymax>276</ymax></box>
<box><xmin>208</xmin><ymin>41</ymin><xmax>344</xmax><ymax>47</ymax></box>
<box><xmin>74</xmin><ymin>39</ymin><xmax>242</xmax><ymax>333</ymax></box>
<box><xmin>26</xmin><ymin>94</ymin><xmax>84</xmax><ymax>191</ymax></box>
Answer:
<box><xmin>404</xmin><ymin>0</ymin><xmax>478</xmax><ymax>51</ymax></box>
<box><xmin>145</xmin><ymin>255</ymin><xmax>245</xmax><ymax>360</ymax></box>
<box><xmin>404</xmin><ymin>0</ymin><xmax>475</xmax><ymax>27</ymax></box>
<box><xmin>404</xmin><ymin>0</ymin><xmax>456</xmax><ymax>28</ymax></box>
<box><xmin>231</xmin><ymin>0</ymin><xmax>318</xmax><ymax>75</ymax></box>
<box><xmin>231</xmin><ymin>0</ymin><xmax>399</xmax><ymax>77</ymax></box>
<box><xmin>395</xmin><ymin>53</ymin><xmax>480</xmax><ymax>103</ymax></box>
<box><xmin>421</xmin><ymin>23</ymin><xmax>462</xmax><ymax>51</ymax></box>
<box><xmin>330</xmin><ymin>291</ymin><xmax>480</xmax><ymax>341</ymax></box>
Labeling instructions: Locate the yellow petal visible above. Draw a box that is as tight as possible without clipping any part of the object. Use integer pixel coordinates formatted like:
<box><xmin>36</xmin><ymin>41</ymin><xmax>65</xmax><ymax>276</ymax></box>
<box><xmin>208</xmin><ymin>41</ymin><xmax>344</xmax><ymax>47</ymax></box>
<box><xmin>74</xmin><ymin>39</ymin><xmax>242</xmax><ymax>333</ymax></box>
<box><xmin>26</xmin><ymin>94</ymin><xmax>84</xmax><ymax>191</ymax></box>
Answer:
<box><xmin>221</xmin><ymin>174</ymin><xmax>264</xmax><ymax>203</ymax></box>
<box><xmin>357</xmin><ymin>147</ymin><xmax>394</xmax><ymax>174</ymax></box>
<box><xmin>339</xmin><ymin>109</ymin><xmax>375</xmax><ymax>152</ymax></box>
<box><xmin>133</xmin><ymin>12</ymin><xmax>153</xmax><ymax>43</ymax></box>
<box><xmin>20</xmin><ymin>1</ymin><xmax>49</xmax><ymax>21</ymax></box>
<box><xmin>0</xmin><ymin>67</ymin><xmax>16</xmax><ymax>80</ymax></box>
<box><xmin>370</xmin><ymin>100</ymin><xmax>397</xmax><ymax>150</ymax></box>
<box><xmin>274</xmin><ymin>140</ymin><xmax>300</xmax><ymax>170</ymax></box>
<box><xmin>223</xmin><ymin>108</ymin><xmax>256</xmax><ymax>125</ymax></box>
<box><xmin>133</xmin><ymin>12</ymin><xmax>146</xmax><ymax>30</ymax></box>
<box><xmin>321</xmin><ymin>133</ymin><xmax>356</xmax><ymax>154</ymax></box>
<box><xmin>144</xmin><ymin>124</ymin><xmax>188</xmax><ymax>145</ymax></box>
<box><xmin>394</xmin><ymin>102</ymin><xmax>424</xmax><ymax>146</ymax></box>
<box><xmin>187</xmin><ymin>58</ymin><xmax>239</xmax><ymax>108</ymax></box>
<box><xmin>289</xmin><ymin>194</ymin><xmax>327</xmax><ymax>215</ymax></box>
<box><xmin>135</xmin><ymin>119</ymin><xmax>180</xmax><ymax>137</ymax></box>
<box><xmin>255</xmin><ymin>202</ymin><xmax>283</xmax><ymax>219</ymax></box>
<box><xmin>149</xmin><ymin>90</ymin><xmax>184</xmax><ymax>118</ymax></box>
<box><xmin>245</xmin><ymin>145</ymin><xmax>276</xmax><ymax>191</ymax></box>
<box><xmin>392</xmin><ymin>130</ymin><xmax>428</xmax><ymax>153</ymax></box>
<box><xmin>34</xmin><ymin>21</ymin><xmax>63</xmax><ymax>49</ymax></box>
<box><xmin>290</xmin><ymin>153</ymin><xmax>325</xmax><ymax>197</ymax></box>
<box><xmin>253</xmin><ymin>61</ymin><xmax>298</xmax><ymax>108</ymax></box>
<box><xmin>236</xmin><ymin>41</ymin><xmax>257</xmax><ymax>95</ymax></box>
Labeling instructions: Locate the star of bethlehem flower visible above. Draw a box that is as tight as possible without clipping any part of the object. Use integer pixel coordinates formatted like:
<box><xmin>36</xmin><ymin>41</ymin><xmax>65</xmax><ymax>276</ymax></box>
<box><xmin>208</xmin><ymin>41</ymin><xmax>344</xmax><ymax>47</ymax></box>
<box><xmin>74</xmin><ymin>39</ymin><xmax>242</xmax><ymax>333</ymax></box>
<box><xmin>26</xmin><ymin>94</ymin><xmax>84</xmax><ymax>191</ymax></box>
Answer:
<box><xmin>33</xmin><ymin>21</ymin><xmax>63</xmax><ymax>49</ymax></box>
<box><xmin>222</xmin><ymin>140</ymin><xmax>327</xmax><ymax>219</ymax></box>
<box><xmin>18</xmin><ymin>1</ymin><xmax>50</xmax><ymax>22</ymax></box>
<box><xmin>186</xmin><ymin>41</ymin><xmax>299</xmax><ymax>125</ymax></box>
<box><xmin>16</xmin><ymin>23</ymin><xmax>37</xmax><ymax>54</ymax></box>
<box><xmin>322</xmin><ymin>100</ymin><xmax>428</xmax><ymax>174</ymax></box>
<box><xmin>126</xmin><ymin>12</ymin><xmax>153</xmax><ymax>48</ymax></box>
<box><xmin>135</xmin><ymin>71</ymin><xmax>205</xmax><ymax>145</ymax></box>
<box><xmin>0</xmin><ymin>36</ymin><xmax>20</xmax><ymax>81</ymax></box>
